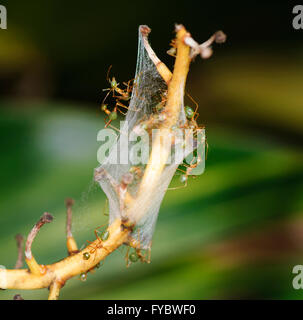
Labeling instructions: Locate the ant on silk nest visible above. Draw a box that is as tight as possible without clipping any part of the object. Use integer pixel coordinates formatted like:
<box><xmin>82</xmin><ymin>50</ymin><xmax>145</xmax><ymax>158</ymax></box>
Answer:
<box><xmin>124</xmin><ymin>228</ymin><xmax>152</xmax><ymax>267</ymax></box>
<box><xmin>171</xmin><ymin>92</ymin><xmax>207</xmax><ymax>189</ymax></box>
<box><xmin>131</xmin><ymin>90</ymin><xmax>169</xmax><ymax>135</ymax></box>
<box><xmin>100</xmin><ymin>65</ymin><xmax>134</xmax><ymax>127</ymax></box>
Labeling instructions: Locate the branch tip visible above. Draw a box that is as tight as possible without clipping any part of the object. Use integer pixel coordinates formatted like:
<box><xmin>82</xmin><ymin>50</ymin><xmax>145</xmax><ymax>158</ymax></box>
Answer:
<box><xmin>175</xmin><ymin>24</ymin><xmax>184</xmax><ymax>32</ymax></box>
<box><xmin>41</xmin><ymin>212</ymin><xmax>53</xmax><ymax>224</ymax></box>
<box><xmin>139</xmin><ymin>25</ymin><xmax>151</xmax><ymax>37</ymax></box>
<box><xmin>214</xmin><ymin>30</ymin><xmax>227</xmax><ymax>43</ymax></box>
<box><xmin>65</xmin><ymin>198</ymin><xmax>74</xmax><ymax>208</ymax></box>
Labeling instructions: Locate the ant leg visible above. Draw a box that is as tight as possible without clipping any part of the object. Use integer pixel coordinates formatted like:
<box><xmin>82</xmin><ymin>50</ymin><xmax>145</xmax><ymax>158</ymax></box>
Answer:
<box><xmin>102</xmin><ymin>89</ymin><xmax>113</xmax><ymax>105</ymax></box>
<box><xmin>124</xmin><ymin>78</ymin><xmax>134</xmax><ymax>95</ymax></box>
<box><xmin>116</xmin><ymin>101</ymin><xmax>129</xmax><ymax>110</ymax></box>
<box><xmin>116</xmin><ymin>107</ymin><xmax>127</xmax><ymax>116</ymax></box>
<box><xmin>168</xmin><ymin>184</ymin><xmax>187</xmax><ymax>191</ymax></box>
<box><xmin>86</xmin><ymin>241</ymin><xmax>97</xmax><ymax>254</ymax></box>
<box><xmin>105</xmin><ymin>118</ymin><xmax>112</xmax><ymax>128</ymax></box>
<box><xmin>168</xmin><ymin>177</ymin><xmax>188</xmax><ymax>190</ymax></box>
<box><xmin>186</xmin><ymin>91</ymin><xmax>199</xmax><ymax>119</ymax></box>
<box><xmin>107</xmin><ymin>123</ymin><xmax>121</xmax><ymax>133</ymax></box>
<box><xmin>177</xmin><ymin>167</ymin><xmax>187</xmax><ymax>174</ymax></box>
<box><xmin>106</xmin><ymin>65</ymin><xmax>113</xmax><ymax>83</ymax></box>
<box><xmin>116</xmin><ymin>100</ymin><xmax>139</xmax><ymax>113</ymax></box>
<box><xmin>94</xmin><ymin>225</ymin><xmax>105</xmax><ymax>240</ymax></box>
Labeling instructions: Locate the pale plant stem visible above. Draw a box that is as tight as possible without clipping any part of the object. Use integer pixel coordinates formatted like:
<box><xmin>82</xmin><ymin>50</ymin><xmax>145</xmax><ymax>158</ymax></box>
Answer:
<box><xmin>0</xmin><ymin>25</ymin><xmax>197</xmax><ymax>299</ymax></box>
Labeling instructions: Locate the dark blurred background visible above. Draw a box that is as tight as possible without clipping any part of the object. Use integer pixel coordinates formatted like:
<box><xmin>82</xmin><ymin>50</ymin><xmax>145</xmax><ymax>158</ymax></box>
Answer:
<box><xmin>0</xmin><ymin>0</ymin><xmax>303</xmax><ymax>299</ymax></box>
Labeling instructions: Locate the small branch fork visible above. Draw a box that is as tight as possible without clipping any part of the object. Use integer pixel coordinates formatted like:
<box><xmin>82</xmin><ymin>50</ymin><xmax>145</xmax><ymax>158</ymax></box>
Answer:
<box><xmin>0</xmin><ymin>24</ymin><xmax>225</xmax><ymax>300</ymax></box>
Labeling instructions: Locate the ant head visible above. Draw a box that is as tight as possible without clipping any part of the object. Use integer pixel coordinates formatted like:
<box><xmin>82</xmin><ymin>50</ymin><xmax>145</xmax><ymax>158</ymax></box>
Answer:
<box><xmin>111</xmin><ymin>77</ymin><xmax>117</xmax><ymax>88</ymax></box>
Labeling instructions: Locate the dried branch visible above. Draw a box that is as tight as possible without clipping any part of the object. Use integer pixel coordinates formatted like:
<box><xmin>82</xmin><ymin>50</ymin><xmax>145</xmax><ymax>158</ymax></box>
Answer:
<box><xmin>0</xmin><ymin>24</ymin><xmax>224</xmax><ymax>299</ymax></box>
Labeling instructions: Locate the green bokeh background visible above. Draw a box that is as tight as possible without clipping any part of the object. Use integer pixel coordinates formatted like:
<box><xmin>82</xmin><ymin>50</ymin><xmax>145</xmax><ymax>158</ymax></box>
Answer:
<box><xmin>0</xmin><ymin>1</ymin><xmax>303</xmax><ymax>299</ymax></box>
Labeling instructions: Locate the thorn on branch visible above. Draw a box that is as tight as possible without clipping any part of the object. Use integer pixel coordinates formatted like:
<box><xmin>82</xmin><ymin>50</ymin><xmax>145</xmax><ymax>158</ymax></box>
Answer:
<box><xmin>14</xmin><ymin>234</ymin><xmax>24</xmax><ymax>269</ymax></box>
<box><xmin>25</xmin><ymin>212</ymin><xmax>53</xmax><ymax>275</ymax></box>
<box><xmin>65</xmin><ymin>198</ymin><xmax>79</xmax><ymax>255</ymax></box>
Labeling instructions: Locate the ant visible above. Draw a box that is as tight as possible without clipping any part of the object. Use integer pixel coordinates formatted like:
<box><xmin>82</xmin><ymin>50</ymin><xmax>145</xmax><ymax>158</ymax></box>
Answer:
<box><xmin>102</xmin><ymin>65</ymin><xmax>133</xmax><ymax>102</ymax></box>
<box><xmin>101</xmin><ymin>102</ymin><xmax>129</xmax><ymax>128</ymax></box>
<box><xmin>101</xmin><ymin>66</ymin><xmax>134</xmax><ymax>127</ymax></box>
<box><xmin>184</xmin><ymin>91</ymin><xmax>200</xmax><ymax>121</ymax></box>
<box><xmin>124</xmin><ymin>229</ymin><xmax>151</xmax><ymax>267</ymax></box>
<box><xmin>167</xmin><ymin>39</ymin><xmax>177</xmax><ymax>57</ymax></box>
<box><xmin>168</xmin><ymin>148</ymin><xmax>204</xmax><ymax>191</ymax></box>
<box><xmin>86</xmin><ymin>225</ymin><xmax>110</xmax><ymax>255</ymax></box>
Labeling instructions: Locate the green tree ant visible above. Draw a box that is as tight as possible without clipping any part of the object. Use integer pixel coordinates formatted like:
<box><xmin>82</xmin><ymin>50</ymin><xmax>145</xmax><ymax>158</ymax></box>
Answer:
<box><xmin>101</xmin><ymin>66</ymin><xmax>134</xmax><ymax>127</ymax></box>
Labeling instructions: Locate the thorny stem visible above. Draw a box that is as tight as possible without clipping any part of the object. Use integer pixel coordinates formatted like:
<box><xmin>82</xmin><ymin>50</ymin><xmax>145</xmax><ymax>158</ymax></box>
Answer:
<box><xmin>0</xmin><ymin>24</ymin><xmax>221</xmax><ymax>299</ymax></box>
